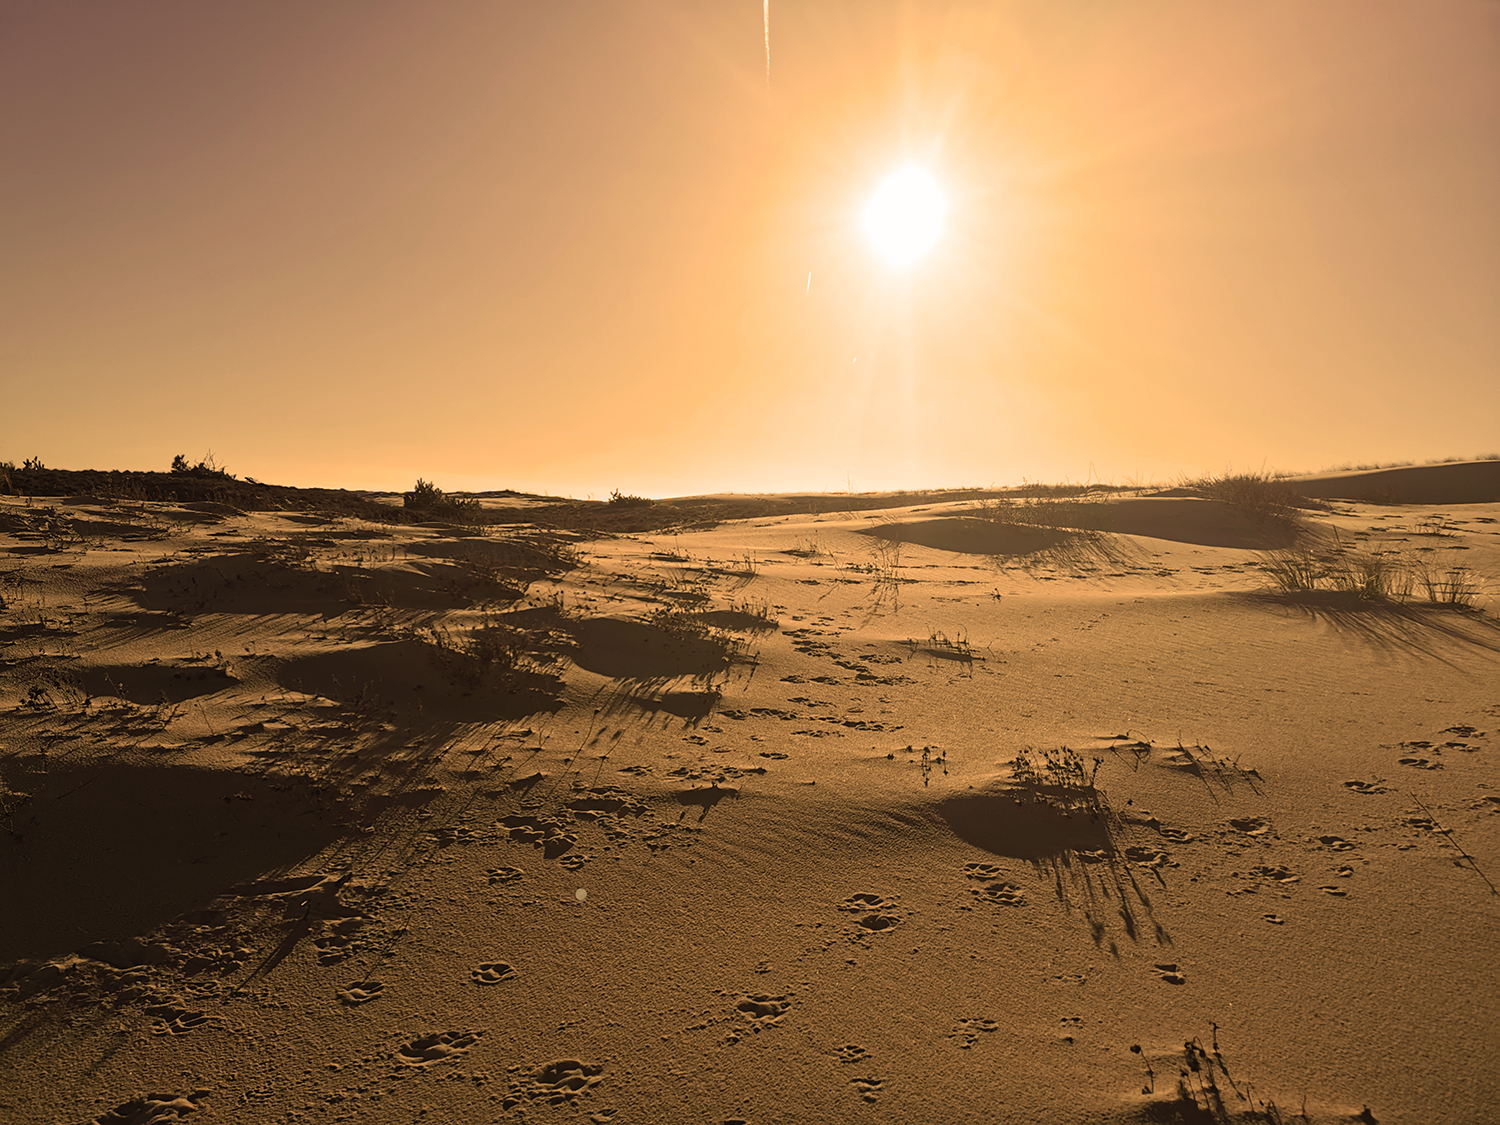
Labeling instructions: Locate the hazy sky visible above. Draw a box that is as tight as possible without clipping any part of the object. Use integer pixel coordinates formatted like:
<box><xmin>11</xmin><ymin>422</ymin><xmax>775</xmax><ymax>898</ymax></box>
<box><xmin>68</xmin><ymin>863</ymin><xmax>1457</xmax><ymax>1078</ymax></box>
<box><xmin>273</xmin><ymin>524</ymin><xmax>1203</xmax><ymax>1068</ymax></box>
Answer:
<box><xmin>3</xmin><ymin>1</ymin><xmax>1497</xmax><ymax>497</ymax></box>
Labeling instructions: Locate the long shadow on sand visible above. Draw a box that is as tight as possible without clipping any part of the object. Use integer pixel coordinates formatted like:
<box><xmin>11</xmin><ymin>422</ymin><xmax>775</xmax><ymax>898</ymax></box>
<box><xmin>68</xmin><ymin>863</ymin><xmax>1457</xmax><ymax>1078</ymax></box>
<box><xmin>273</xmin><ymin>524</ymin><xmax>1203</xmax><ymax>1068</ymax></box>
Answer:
<box><xmin>0</xmin><ymin>762</ymin><xmax>346</xmax><ymax>963</ymax></box>
<box><xmin>939</xmin><ymin>786</ymin><xmax>1170</xmax><ymax>952</ymax></box>
<box><xmin>1237</xmin><ymin>591</ymin><xmax>1500</xmax><ymax>664</ymax></box>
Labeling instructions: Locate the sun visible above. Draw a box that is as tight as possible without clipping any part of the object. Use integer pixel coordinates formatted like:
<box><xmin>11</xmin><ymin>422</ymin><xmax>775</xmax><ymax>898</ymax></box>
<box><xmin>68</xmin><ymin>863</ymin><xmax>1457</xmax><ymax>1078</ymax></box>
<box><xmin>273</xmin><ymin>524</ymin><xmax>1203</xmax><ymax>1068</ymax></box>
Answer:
<box><xmin>862</xmin><ymin>168</ymin><xmax>945</xmax><ymax>266</ymax></box>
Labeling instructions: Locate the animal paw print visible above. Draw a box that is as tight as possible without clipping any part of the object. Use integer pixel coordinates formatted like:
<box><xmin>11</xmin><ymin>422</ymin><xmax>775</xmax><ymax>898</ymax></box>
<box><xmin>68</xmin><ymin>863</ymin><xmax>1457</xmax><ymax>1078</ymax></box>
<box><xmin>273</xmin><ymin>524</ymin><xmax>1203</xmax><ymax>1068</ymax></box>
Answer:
<box><xmin>1344</xmin><ymin>779</ymin><xmax>1389</xmax><ymax>795</ymax></box>
<box><xmin>559</xmin><ymin>854</ymin><xmax>590</xmax><ymax>871</ymax></box>
<box><xmin>1158</xmin><ymin>827</ymin><xmax>1195</xmax><ymax>843</ymax></box>
<box><xmin>835</xmin><ymin>1044</ymin><xmax>869</xmax><ymax>1064</ymax></box>
<box><xmin>502</xmin><ymin>1059</ymin><xmax>605</xmax><ymax>1109</ymax></box>
<box><xmin>1319</xmin><ymin>885</ymin><xmax>1349</xmax><ymax>897</ymax></box>
<box><xmin>735</xmin><ymin>993</ymin><xmax>790</xmax><ymax>1029</ymax></box>
<box><xmin>336</xmin><ymin>980</ymin><xmax>384</xmax><ymax>1005</ymax></box>
<box><xmin>146</xmin><ymin>1005</ymin><xmax>212</xmax><ymax>1036</ymax></box>
<box><xmin>1124</xmin><ymin>846</ymin><xmax>1171</xmax><ymax>868</ymax></box>
<box><xmin>970</xmin><ymin>882</ymin><xmax>1025</xmax><ymax>907</ymax></box>
<box><xmin>1228</xmin><ymin>817</ymin><xmax>1272</xmax><ymax>836</ymax></box>
<box><xmin>396</xmin><ymin>1030</ymin><xmax>481</xmax><ymax>1067</ymax></box>
<box><xmin>472</xmin><ymin>961</ymin><xmax>517</xmax><ymax>985</ymax></box>
<box><xmin>1317</xmin><ymin>835</ymin><xmax>1354</xmax><ymax>852</ymax></box>
<box><xmin>94</xmin><ymin>1089</ymin><xmax>210</xmax><ymax>1124</ymax></box>
<box><xmin>947</xmin><ymin>1018</ymin><xmax>999</xmax><ymax>1049</ymax></box>
<box><xmin>1151</xmin><ymin>963</ymin><xmax>1186</xmax><ymax>985</ymax></box>
<box><xmin>1251</xmin><ymin>864</ymin><xmax>1299</xmax><ymax>884</ymax></box>
<box><xmin>838</xmin><ymin>892</ymin><xmax>901</xmax><ymax>934</ymax></box>
<box><xmin>962</xmin><ymin>862</ymin><xmax>1006</xmax><ymax>880</ymax></box>
<box><xmin>850</xmin><ymin>1076</ymin><xmax>884</xmax><ymax>1104</ymax></box>
<box><xmin>486</xmin><ymin>866</ymin><xmax>524</xmax><ymax>885</ymax></box>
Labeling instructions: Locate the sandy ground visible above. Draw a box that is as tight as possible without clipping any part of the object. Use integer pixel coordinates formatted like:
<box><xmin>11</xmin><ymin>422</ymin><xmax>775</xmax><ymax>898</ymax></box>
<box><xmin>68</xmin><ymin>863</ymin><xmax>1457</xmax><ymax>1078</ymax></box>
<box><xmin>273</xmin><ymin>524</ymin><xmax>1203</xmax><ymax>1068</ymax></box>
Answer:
<box><xmin>1</xmin><ymin>466</ymin><xmax>1497</xmax><ymax>1124</ymax></box>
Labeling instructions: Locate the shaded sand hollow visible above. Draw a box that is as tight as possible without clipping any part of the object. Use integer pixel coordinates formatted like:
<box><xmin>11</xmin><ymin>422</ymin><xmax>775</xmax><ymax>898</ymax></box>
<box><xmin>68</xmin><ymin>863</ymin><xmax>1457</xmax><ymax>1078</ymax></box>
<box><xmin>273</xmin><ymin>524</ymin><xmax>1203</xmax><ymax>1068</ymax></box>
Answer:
<box><xmin>2</xmin><ymin>462</ymin><xmax>1498</xmax><ymax>1124</ymax></box>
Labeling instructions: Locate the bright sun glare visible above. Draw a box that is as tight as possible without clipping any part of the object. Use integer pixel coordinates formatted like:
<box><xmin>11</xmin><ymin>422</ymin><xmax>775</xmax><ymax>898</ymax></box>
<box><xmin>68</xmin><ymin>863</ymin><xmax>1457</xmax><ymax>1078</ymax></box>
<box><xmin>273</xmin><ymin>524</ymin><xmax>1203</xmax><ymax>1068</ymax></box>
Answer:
<box><xmin>862</xmin><ymin>168</ymin><xmax>945</xmax><ymax>266</ymax></box>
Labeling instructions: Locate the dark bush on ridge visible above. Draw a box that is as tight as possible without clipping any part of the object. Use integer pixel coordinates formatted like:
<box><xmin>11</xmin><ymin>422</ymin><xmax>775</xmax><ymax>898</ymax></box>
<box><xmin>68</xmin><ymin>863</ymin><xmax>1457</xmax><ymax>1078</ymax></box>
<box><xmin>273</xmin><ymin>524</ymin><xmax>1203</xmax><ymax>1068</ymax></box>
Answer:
<box><xmin>404</xmin><ymin>478</ymin><xmax>482</xmax><ymax>522</ymax></box>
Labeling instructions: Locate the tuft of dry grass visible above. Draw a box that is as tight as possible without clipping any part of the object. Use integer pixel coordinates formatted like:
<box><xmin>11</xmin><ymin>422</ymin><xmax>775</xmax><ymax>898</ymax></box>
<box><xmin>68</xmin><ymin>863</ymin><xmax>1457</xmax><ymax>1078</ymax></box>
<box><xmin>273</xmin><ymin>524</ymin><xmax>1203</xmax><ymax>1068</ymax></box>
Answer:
<box><xmin>1260</xmin><ymin>537</ymin><xmax>1482</xmax><ymax>608</ymax></box>
<box><xmin>1183</xmin><ymin>471</ymin><xmax>1327</xmax><ymax>529</ymax></box>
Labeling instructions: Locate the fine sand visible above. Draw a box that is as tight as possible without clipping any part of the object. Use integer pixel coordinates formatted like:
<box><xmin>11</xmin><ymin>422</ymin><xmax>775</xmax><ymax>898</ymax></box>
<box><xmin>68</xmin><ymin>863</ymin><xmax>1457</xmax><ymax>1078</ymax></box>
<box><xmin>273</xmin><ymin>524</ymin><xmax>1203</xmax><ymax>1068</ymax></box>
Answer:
<box><xmin>2</xmin><ymin>463</ymin><xmax>1498</xmax><ymax>1124</ymax></box>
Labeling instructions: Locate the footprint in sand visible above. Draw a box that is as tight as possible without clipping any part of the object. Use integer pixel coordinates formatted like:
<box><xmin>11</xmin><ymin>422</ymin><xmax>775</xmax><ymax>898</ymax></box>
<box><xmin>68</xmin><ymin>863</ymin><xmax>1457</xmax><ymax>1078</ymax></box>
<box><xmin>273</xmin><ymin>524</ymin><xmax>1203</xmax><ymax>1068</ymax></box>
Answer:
<box><xmin>472</xmin><ymin>961</ymin><xmax>518</xmax><ymax>985</ymax></box>
<box><xmin>758</xmin><ymin>751</ymin><xmax>789</xmax><ymax>759</ymax></box>
<box><xmin>396</xmin><ymin>1030</ymin><xmax>481</xmax><ymax>1067</ymax></box>
<box><xmin>835</xmin><ymin>1044</ymin><xmax>870</xmax><ymax>1064</ymax></box>
<box><xmin>1125</xmin><ymin>846</ymin><xmax>1172</xmax><ymax>869</ymax></box>
<box><xmin>502</xmin><ymin>1059</ymin><xmax>605</xmax><ymax>1109</ymax></box>
<box><xmin>1398</xmin><ymin>757</ymin><xmax>1443</xmax><ymax>770</ymax></box>
<box><xmin>1151</xmin><ymin>963</ymin><xmax>1186</xmax><ymax>985</ymax></box>
<box><xmin>962</xmin><ymin>862</ymin><xmax>1006</xmax><ymax>880</ymax></box>
<box><xmin>313</xmin><ymin>917</ymin><xmax>366</xmax><ymax>965</ymax></box>
<box><xmin>1344</xmin><ymin>780</ymin><xmax>1390</xmax><ymax>795</ymax></box>
<box><xmin>559</xmin><ymin>854</ymin><xmax>590</xmax><ymax>871</ymax></box>
<box><xmin>1334</xmin><ymin>864</ymin><xmax>1355</xmax><ymax>878</ymax></box>
<box><xmin>94</xmin><ymin>1090</ymin><xmax>210</xmax><ymax>1124</ymax></box>
<box><xmin>734</xmin><ymin>993</ymin><xmax>791</xmax><ymax>1029</ymax></box>
<box><xmin>1441</xmin><ymin>724</ymin><xmax>1483</xmax><ymax>738</ymax></box>
<box><xmin>486</xmin><ymin>866</ymin><xmax>524</xmax><ymax>885</ymax></box>
<box><xmin>1251</xmin><ymin>864</ymin><xmax>1299</xmax><ymax>884</ymax></box>
<box><xmin>971</xmin><ymin>882</ymin><xmax>1025</xmax><ymax>907</ymax></box>
<box><xmin>1159</xmin><ymin>827</ymin><xmax>1196</xmax><ymax>843</ymax></box>
<box><xmin>1263</xmin><ymin>913</ymin><xmax>1286</xmax><ymax>924</ymax></box>
<box><xmin>947</xmin><ymin>1018</ymin><xmax>999</xmax><ymax>1049</ymax></box>
<box><xmin>336</xmin><ymin>980</ymin><xmax>384</xmax><ymax>1005</ymax></box>
<box><xmin>838</xmin><ymin>892</ymin><xmax>903</xmax><ymax>933</ymax></box>
<box><xmin>1319</xmin><ymin>885</ymin><xmax>1350</xmax><ymax>897</ymax></box>
<box><xmin>1318</xmin><ymin>835</ymin><xmax>1355</xmax><ymax>852</ymax></box>
<box><xmin>850</xmin><ymin>1077</ymin><xmax>884</xmax><ymax>1104</ymax></box>
<box><xmin>1228</xmin><ymin>817</ymin><xmax>1272</xmax><ymax>836</ymax></box>
<box><xmin>146</xmin><ymin>1005</ymin><xmax>212</xmax><ymax>1036</ymax></box>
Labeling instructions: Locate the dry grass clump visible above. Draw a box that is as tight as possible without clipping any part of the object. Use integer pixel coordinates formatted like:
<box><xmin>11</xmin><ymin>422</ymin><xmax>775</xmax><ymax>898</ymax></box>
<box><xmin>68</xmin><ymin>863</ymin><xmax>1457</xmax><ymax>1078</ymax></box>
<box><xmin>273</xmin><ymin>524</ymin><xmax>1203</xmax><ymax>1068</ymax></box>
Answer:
<box><xmin>1261</xmin><ymin>538</ymin><xmax>1482</xmax><ymax>608</ymax></box>
<box><xmin>1184</xmin><ymin>471</ymin><xmax>1327</xmax><ymax>528</ymax></box>
<box><xmin>972</xmin><ymin>491</ymin><xmax>1105</xmax><ymax>533</ymax></box>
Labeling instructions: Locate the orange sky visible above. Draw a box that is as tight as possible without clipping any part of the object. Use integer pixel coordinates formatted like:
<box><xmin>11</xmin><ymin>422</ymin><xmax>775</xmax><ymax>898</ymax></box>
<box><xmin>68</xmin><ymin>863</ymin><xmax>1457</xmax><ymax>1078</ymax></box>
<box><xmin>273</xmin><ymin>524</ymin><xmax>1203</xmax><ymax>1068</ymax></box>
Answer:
<box><xmin>3</xmin><ymin>1</ymin><xmax>1497</xmax><ymax>497</ymax></box>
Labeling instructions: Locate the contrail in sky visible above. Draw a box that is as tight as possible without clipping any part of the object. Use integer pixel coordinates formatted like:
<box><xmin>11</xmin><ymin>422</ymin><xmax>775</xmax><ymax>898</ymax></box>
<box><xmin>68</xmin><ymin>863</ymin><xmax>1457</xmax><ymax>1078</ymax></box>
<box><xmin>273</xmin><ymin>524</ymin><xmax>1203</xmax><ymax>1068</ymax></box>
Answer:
<box><xmin>764</xmin><ymin>1</ymin><xmax>770</xmax><ymax>85</ymax></box>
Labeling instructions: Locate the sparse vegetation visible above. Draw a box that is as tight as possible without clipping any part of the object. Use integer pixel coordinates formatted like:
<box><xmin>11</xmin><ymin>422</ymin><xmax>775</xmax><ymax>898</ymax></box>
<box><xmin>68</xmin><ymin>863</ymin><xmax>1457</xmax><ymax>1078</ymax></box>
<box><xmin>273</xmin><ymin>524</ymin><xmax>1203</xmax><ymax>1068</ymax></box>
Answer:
<box><xmin>972</xmin><ymin>485</ymin><xmax>1107</xmax><ymax>532</ymax></box>
<box><xmin>170</xmin><ymin>452</ymin><xmax>234</xmax><ymax>480</ymax></box>
<box><xmin>403</xmin><ymin>478</ymin><xmax>483</xmax><ymax>525</ymax></box>
<box><xmin>607</xmin><ymin>489</ymin><xmax>653</xmax><ymax>508</ymax></box>
<box><xmin>1183</xmin><ymin>471</ymin><xmax>1327</xmax><ymax>529</ymax></box>
<box><xmin>1260</xmin><ymin>536</ymin><xmax>1482</xmax><ymax>608</ymax></box>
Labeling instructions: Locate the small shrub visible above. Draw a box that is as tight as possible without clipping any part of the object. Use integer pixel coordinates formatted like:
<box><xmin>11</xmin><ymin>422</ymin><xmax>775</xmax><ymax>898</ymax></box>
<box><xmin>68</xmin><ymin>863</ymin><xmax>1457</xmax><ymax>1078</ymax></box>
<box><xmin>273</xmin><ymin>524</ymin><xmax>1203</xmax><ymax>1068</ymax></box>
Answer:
<box><xmin>170</xmin><ymin>452</ymin><xmax>234</xmax><ymax>480</ymax></box>
<box><xmin>607</xmin><ymin>489</ymin><xmax>654</xmax><ymax>508</ymax></box>
<box><xmin>403</xmin><ymin>478</ymin><xmax>483</xmax><ymax>525</ymax></box>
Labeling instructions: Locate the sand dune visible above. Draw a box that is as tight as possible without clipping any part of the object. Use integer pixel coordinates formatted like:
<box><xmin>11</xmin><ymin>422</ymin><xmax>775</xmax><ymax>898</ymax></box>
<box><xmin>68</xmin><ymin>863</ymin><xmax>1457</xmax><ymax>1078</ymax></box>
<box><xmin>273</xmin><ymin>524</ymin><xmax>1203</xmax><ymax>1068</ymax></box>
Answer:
<box><xmin>2</xmin><ymin>466</ymin><xmax>1498</xmax><ymax>1123</ymax></box>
